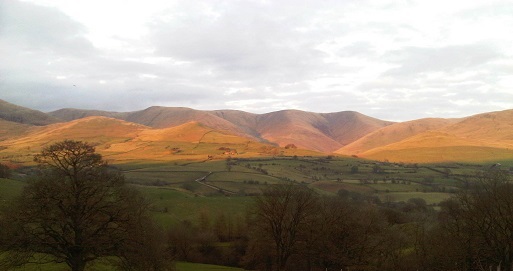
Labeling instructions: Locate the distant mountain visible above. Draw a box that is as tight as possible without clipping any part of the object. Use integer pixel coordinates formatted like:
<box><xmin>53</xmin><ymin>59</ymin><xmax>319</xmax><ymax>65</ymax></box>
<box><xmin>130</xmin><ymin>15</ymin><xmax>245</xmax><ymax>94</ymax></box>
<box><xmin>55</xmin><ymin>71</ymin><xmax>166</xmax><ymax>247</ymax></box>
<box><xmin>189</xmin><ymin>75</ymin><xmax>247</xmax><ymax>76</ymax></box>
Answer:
<box><xmin>49</xmin><ymin>106</ymin><xmax>393</xmax><ymax>153</ymax></box>
<box><xmin>253</xmin><ymin>110</ymin><xmax>392</xmax><ymax>152</ymax></box>
<box><xmin>0</xmin><ymin>99</ymin><xmax>60</xmax><ymax>125</ymax></box>
<box><xmin>1</xmin><ymin>99</ymin><xmax>512</xmax><ymax>163</ymax></box>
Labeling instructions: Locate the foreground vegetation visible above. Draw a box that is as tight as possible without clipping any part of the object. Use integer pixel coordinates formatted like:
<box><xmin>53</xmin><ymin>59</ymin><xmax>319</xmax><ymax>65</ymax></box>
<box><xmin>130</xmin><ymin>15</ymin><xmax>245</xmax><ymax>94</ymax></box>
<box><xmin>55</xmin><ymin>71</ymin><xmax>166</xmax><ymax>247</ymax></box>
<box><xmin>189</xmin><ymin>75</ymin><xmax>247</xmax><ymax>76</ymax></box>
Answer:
<box><xmin>1</xmin><ymin>140</ymin><xmax>513</xmax><ymax>270</ymax></box>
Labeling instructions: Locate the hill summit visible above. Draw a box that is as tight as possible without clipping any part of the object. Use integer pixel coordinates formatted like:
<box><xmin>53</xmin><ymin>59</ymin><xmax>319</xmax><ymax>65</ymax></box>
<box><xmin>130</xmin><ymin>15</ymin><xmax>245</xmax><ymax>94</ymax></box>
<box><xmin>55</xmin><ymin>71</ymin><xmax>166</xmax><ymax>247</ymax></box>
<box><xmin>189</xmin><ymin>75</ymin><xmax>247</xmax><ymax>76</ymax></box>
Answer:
<box><xmin>1</xmin><ymin>99</ymin><xmax>512</xmax><ymax>163</ymax></box>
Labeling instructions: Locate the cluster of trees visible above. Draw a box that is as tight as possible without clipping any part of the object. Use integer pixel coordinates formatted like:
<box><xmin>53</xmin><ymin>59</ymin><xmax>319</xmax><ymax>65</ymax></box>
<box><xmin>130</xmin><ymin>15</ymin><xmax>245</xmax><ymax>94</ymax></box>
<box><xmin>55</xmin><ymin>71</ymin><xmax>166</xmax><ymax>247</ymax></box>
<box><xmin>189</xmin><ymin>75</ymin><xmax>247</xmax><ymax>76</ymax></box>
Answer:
<box><xmin>164</xmin><ymin>171</ymin><xmax>513</xmax><ymax>271</ymax></box>
<box><xmin>245</xmin><ymin>170</ymin><xmax>513</xmax><ymax>271</ymax></box>
<box><xmin>1</xmin><ymin>140</ymin><xmax>513</xmax><ymax>271</ymax></box>
<box><xmin>167</xmin><ymin>212</ymin><xmax>248</xmax><ymax>267</ymax></box>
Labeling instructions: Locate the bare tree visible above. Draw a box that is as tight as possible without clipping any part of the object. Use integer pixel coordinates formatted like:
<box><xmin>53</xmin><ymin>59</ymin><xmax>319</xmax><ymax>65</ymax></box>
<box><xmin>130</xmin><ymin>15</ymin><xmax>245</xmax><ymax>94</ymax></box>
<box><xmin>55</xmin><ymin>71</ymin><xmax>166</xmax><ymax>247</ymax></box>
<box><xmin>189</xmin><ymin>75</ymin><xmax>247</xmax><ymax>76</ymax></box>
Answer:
<box><xmin>0</xmin><ymin>140</ymin><xmax>170</xmax><ymax>271</ymax></box>
<box><xmin>250</xmin><ymin>184</ymin><xmax>318</xmax><ymax>271</ymax></box>
<box><xmin>438</xmin><ymin>170</ymin><xmax>513</xmax><ymax>271</ymax></box>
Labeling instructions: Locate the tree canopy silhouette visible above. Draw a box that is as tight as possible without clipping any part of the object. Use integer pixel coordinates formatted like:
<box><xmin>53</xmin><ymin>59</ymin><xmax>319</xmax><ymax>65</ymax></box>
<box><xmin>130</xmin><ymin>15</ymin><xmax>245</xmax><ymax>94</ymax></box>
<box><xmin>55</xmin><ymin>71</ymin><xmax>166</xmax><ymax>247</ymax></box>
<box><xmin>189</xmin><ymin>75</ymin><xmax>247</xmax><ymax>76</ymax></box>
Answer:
<box><xmin>0</xmin><ymin>140</ymin><xmax>168</xmax><ymax>271</ymax></box>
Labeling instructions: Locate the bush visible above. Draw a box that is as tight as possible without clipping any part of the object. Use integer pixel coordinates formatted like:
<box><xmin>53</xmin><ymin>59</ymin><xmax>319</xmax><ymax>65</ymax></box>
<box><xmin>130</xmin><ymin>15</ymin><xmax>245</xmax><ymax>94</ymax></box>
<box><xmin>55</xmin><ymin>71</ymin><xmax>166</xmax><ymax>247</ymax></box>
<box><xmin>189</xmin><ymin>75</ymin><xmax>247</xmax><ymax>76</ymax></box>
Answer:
<box><xmin>0</xmin><ymin>163</ymin><xmax>11</xmax><ymax>178</ymax></box>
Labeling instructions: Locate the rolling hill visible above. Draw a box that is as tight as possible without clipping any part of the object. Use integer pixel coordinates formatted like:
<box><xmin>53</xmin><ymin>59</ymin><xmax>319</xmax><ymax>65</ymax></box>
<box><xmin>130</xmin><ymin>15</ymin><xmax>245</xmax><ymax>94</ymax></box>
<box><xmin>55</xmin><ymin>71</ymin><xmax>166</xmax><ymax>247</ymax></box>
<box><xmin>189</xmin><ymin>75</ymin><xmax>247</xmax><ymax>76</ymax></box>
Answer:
<box><xmin>0</xmin><ymin>116</ymin><xmax>316</xmax><ymax>164</ymax></box>
<box><xmin>1</xmin><ymin>99</ymin><xmax>513</xmax><ymax>163</ymax></box>
<box><xmin>336</xmin><ymin>118</ymin><xmax>458</xmax><ymax>155</ymax></box>
<box><xmin>347</xmin><ymin>110</ymin><xmax>513</xmax><ymax>163</ymax></box>
<box><xmin>0</xmin><ymin>116</ymin><xmax>147</xmax><ymax>157</ymax></box>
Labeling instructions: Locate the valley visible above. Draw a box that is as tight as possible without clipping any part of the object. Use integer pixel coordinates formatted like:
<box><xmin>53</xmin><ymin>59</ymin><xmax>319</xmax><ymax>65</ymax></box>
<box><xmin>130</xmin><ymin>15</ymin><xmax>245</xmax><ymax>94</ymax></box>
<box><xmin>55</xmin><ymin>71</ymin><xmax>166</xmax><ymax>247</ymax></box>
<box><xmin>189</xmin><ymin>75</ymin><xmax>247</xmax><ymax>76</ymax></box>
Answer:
<box><xmin>2</xmin><ymin>99</ymin><xmax>513</xmax><ymax>270</ymax></box>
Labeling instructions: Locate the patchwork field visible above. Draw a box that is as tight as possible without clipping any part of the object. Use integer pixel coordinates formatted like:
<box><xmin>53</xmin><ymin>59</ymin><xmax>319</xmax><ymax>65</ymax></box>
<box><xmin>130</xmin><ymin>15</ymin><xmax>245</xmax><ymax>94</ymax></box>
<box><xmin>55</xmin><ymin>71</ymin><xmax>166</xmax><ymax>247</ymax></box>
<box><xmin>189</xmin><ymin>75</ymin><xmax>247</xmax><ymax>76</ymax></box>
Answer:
<box><xmin>2</xmin><ymin>155</ymin><xmax>512</xmax><ymax>270</ymax></box>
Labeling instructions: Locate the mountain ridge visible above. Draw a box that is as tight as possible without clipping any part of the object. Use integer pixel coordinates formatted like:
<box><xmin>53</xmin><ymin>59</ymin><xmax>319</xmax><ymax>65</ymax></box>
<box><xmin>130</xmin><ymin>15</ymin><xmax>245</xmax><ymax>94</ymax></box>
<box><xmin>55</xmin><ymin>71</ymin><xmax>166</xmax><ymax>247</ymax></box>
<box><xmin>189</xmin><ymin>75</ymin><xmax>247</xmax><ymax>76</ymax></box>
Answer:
<box><xmin>48</xmin><ymin>105</ymin><xmax>393</xmax><ymax>152</ymax></box>
<box><xmin>1</xmin><ymin>99</ymin><xmax>513</xmax><ymax>163</ymax></box>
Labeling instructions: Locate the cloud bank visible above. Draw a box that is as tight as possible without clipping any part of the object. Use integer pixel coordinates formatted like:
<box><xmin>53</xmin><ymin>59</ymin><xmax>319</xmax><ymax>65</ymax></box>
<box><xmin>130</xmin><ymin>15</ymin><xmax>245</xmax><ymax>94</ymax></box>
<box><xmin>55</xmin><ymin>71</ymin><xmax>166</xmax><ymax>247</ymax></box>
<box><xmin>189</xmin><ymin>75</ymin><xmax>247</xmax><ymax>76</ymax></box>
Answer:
<box><xmin>1</xmin><ymin>0</ymin><xmax>512</xmax><ymax>121</ymax></box>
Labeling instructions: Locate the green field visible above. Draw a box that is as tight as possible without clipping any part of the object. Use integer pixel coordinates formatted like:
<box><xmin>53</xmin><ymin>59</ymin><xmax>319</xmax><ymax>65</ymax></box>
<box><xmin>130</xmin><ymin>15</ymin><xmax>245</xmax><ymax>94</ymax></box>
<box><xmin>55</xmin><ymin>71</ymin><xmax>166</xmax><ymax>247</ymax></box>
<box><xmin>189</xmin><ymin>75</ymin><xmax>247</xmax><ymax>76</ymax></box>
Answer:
<box><xmin>0</xmin><ymin>255</ymin><xmax>241</xmax><ymax>271</ymax></box>
<box><xmin>140</xmin><ymin>186</ymin><xmax>253</xmax><ymax>226</ymax></box>
<box><xmin>0</xmin><ymin>178</ymin><xmax>24</xmax><ymax>208</ymax></box>
<box><xmin>3</xmin><ymin>156</ymin><xmax>498</xmax><ymax>213</ymax></box>
<box><xmin>175</xmin><ymin>261</ymin><xmax>244</xmax><ymax>271</ymax></box>
<box><xmin>1</xmin><ymin>155</ymin><xmax>509</xmax><ymax>270</ymax></box>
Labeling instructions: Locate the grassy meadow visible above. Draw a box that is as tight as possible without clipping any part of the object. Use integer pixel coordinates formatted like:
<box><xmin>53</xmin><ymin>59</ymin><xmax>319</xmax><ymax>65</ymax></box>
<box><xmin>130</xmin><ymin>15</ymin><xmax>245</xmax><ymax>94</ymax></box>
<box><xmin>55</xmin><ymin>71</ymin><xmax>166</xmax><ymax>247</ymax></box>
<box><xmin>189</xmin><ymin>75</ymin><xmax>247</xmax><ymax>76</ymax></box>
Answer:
<box><xmin>2</xmin><ymin>155</ymin><xmax>512</xmax><ymax>270</ymax></box>
<box><xmin>4</xmin><ymin>155</ymin><xmax>507</xmax><ymax>221</ymax></box>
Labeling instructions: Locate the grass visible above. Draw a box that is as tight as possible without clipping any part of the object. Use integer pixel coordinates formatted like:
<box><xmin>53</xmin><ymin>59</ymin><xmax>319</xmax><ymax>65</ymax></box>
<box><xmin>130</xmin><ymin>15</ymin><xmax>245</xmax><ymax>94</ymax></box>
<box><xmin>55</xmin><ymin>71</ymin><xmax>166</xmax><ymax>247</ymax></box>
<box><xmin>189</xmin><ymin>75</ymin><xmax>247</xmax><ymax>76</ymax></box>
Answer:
<box><xmin>0</xmin><ymin>178</ymin><xmax>24</xmax><ymax>208</ymax></box>
<box><xmin>365</xmin><ymin>146</ymin><xmax>513</xmax><ymax>163</ymax></box>
<box><xmin>139</xmin><ymin>186</ymin><xmax>253</xmax><ymax>227</ymax></box>
<box><xmin>0</xmin><ymin>255</ymin><xmax>245</xmax><ymax>271</ymax></box>
<box><xmin>207</xmin><ymin>171</ymin><xmax>283</xmax><ymax>184</ymax></box>
<box><xmin>119</xmin><ymin>157</ymin><xmax>512</xmax><ymax>210</ymax></box>
<box><xmin>175</xmin><ymin>261</ymin><xmax>244</xmax><ymax>271</ymax></box>
<box><xmin>380</xmin><ymin>192</ymin><xmax>453</xmax><ymax>205</ymax></box>
<box><xmin>0</xmin><ymin>254</ymin><xmax>118</xmax><ymax>271</ymax></box>
<box><xmin>1</xmin><ymin>156</ymin><xmax>500</xmax><ymax>225</ymax></box>
<box><xmin>124</xmin><ymin>170</ymin><xmax>208</xmax><ymax>185</ymax></box>
<box><xmin>0</xmin><ymin>156</ymin><xmax>504</xmax><ymax>270</ymax></box>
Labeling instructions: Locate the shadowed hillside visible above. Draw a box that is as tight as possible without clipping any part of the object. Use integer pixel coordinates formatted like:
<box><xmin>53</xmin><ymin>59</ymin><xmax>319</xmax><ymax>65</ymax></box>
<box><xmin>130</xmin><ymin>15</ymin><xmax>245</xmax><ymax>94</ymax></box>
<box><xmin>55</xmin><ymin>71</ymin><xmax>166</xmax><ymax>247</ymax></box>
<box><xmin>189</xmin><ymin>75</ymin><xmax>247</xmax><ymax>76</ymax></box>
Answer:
<box><xmin>0</xmin><ymin>99</ymin><xmax>60</xmax><ymax>125</ymax></box>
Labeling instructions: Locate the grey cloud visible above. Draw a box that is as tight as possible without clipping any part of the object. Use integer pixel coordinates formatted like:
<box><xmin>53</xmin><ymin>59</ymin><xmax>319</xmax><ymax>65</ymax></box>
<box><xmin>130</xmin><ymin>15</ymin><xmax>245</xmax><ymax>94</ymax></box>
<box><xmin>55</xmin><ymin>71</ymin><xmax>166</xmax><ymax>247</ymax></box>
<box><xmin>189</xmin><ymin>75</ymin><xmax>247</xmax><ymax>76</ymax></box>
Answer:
<box><xmin>149</xmin><ymin>1</ymin><xmax>338</xmax><ymax>85</ymax></box>
<box><xmin>0</xmin><ymin>78</ymin><xmax>220</xmax><ymax>112</ymax></box>
<box><xmin>0</xmin><ymin>0</ymin><xmax>95</xmax><ymax>55</ymax></box>
<box><xmin>0</xmin><ymin>0</ymin><xmax>511</xmax><ymax>122</ymax></box>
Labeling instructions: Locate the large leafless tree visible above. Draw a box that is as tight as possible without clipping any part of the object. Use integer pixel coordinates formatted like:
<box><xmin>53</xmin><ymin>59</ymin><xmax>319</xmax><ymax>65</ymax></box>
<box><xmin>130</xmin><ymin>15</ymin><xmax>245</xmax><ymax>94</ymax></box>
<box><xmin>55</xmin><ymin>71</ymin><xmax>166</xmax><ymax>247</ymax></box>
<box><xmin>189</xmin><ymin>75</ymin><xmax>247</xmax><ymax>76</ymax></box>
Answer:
<box><xmin>250</xmin><ymin>184</ymin><xmax>318</xmax><ymax>271</ymax></box>
<box><xmin>0</xmin><ymin>140</ymin><xmax>169</xmax><ymax>271</ymax></box>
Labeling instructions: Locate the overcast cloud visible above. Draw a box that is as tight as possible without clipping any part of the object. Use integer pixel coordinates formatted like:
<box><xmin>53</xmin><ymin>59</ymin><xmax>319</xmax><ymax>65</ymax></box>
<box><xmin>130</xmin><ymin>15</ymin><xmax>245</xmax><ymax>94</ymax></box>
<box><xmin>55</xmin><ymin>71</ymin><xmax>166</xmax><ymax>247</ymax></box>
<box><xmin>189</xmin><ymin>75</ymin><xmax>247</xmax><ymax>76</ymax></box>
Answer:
<box><xmin>1</xmin><ymin>0</ymin><xmax>512</xmax><ymax>121</ymax></box>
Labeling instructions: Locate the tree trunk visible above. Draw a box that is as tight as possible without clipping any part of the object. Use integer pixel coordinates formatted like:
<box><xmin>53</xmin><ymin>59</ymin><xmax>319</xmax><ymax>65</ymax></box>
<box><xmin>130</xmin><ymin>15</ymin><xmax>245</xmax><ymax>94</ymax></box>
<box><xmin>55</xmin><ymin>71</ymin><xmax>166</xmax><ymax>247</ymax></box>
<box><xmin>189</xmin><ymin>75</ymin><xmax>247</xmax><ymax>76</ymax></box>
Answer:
<box><xmin>70</xmin><ymin>261</ymin><xmax>86</xmax><ymax>271</ymax></box>
<box><xmin>69</xmin><ymin>252</ymin><xmax>86</xmax><ymax>271</ymax></box>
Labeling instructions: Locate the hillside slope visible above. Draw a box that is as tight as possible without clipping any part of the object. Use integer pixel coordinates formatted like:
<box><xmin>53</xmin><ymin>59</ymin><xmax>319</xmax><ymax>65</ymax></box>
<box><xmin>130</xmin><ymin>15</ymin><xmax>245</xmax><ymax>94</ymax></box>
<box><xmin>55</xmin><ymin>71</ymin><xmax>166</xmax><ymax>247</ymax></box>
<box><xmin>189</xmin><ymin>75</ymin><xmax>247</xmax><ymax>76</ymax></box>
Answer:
<box><xmin>253</xmin><ymin>110</ymin><xmax>392</xmax><ymax>152</ymax></box>
<box><xmin>357</xmin><ymin>110</ymin><xmax>513</xmax><ymax>163</ymax></box>
<box><xmin>0</xmin><ymin>119</ymin><xmax>33</xmax><ymax>140</ymax></box>
<box><xmin>0</xmin><ymin>116</ymin><xmax>312</xmax><ymax>164</ymax></box>
<box><xmin>336</xmin><ymin>118</ymin><xmax>457</xmax><ymax>155</ymax></box>
<box><xmin>0</xmin><ymin>99</ymin><xmax>60</xmax><ymax>125</ymax></box>
<box><xmin>3</xmin><ymin>99</ymin><xmax>510</xmax><ymax>163</ymax></box>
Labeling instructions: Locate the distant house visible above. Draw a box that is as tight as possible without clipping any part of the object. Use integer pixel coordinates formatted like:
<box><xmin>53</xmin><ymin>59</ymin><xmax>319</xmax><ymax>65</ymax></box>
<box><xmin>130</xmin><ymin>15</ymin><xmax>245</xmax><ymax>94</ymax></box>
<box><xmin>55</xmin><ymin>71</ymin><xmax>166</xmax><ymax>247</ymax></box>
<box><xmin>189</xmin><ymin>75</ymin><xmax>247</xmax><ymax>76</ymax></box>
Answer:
<box><xmin>223</xmin><ymin>150</ymin><xmax>238</xmax><ymax>155</ymax></box>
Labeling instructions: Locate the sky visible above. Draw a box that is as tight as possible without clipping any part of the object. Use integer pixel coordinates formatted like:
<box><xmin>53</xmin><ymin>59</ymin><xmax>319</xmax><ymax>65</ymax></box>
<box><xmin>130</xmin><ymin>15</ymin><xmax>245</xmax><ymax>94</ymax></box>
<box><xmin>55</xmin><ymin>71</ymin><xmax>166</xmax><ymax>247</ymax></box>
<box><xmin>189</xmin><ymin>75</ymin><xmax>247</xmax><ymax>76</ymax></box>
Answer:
<box><xmin>1</xmin><ymin>0</ymin><xmax>512</xmax><ymax>121</ymax></box>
